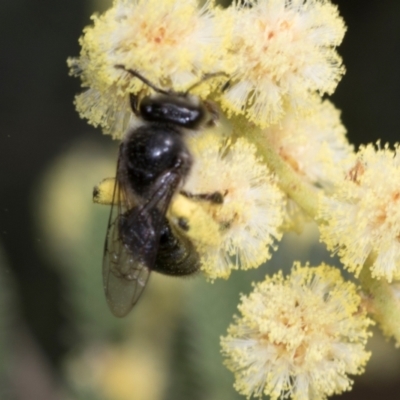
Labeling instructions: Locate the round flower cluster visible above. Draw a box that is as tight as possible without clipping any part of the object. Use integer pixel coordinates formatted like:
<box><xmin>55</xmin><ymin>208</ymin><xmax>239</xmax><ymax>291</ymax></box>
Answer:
<box><xmin>319</xmin><ymin>143</ymin><xmax>400</xmax><ymax>282</ymax></box>
<box><xmin>69</xmin><ymin>0</ymin><xmax>225</xmax><ymax>138</ymax></box>
<box><xmin>263</xmin><ymin>97</ymin><xmax>353</xmax><ymax>231</ymax></box>
<box><xmin>217</xmin><ymin>0</ymin><xmax>346</xmax><ymax>127</ymax></box>
<box><xmin>169</xmin><ymin>131</ymin><xmax>285</xmax><ymax>280</ymax></box>
<box><xmin>221</xmin><ymin>263</ymin><xmax>372</xmax><ymax>400</ymax></box>
<box><xmin>264</xmin><ymin>98</ymin><xmax>353</xmax><ymax>191</ymax></box>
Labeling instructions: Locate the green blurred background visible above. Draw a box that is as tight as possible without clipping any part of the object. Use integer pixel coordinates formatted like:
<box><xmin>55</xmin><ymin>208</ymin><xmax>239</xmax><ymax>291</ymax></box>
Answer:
<box><xmin>1</xmin><ymin>1</ymin><xmax>400</xmax><ymax>399</ymax></box>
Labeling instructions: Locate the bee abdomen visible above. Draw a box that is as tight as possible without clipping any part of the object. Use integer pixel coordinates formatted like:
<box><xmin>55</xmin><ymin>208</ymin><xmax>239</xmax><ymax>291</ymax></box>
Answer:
<box><xmin>154</xmin><ymin>218</ymin><xmax>200</xmax><ymax>276</ymax></box>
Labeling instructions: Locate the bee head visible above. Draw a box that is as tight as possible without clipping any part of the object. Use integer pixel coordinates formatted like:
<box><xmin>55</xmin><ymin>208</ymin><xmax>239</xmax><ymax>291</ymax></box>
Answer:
<box><xmin>116</xmin><ymin>65</ymin><xmax>227</xmax><ymax>129</ymax></box>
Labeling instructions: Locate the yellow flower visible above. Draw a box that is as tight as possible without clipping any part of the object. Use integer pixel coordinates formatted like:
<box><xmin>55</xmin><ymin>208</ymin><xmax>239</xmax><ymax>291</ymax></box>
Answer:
<box><xmin>218</xmin><ymin>0</ymin><xmax>346</xmax><ymax>127</ymax></box>
<box><xmin>221</xmin><ymin>263</ymin><xmax>372</xmax><ymax>400</ymax></box>
<box><xmin>319</xmin><ymin>143</ymin><xmax>400</xmax><ymax>281</ymax></box>
<box><xmin>265</xmin><ymin>98</ymin><xmax>353</xmax><ymax>190</ymax></box>
<box><xmin>171</xmin><ymin>132</ymin><xmax>285</xmax><ymax>280</ymax></box>
<box><xmin>68</xmin><ymin>0</ymin><xmax>224</xmax><ymax>138</ymax></box>
<box><xmin>264</xmin><ymin>98</ymin><xmax>354</xmax><ymax>232</ymax></box>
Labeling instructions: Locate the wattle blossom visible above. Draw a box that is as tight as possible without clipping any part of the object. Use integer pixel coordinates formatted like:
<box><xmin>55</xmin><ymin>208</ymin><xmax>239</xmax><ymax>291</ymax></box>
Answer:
<box><xmin>218</xmin><ymin>0</ymin><xmax>346</xmax><ymax>127</ymax></box>
<box><xmin>319</xmin><ymin>144</ymin><xmax>400</xmax><ymax>282</ymax></box>
<box><xmin>221</xmin><ymin>263</ymin><xmax>372</xmax><ymax>400</ymax></box>
<box><xmin>170</xmin><ymin>132</ymin><xmax>285</xmax><ymax>280</ymax></box>
<box><xmin>68</xmin><ymin>0</ymin><xmax>224</xmax><ymax>138</ymax></box>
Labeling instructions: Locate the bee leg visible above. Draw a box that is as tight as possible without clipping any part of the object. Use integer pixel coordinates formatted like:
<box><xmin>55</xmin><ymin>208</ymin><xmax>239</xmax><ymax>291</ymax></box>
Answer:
<box><xmin>93</xmin><ymin>177</ymin><xmax>117</xmax><ymax>205</ymax></box>
<box><xmin>180</xmin><ymin>190</ymin><xmax>224</xmax><ymax>204</ymax></box>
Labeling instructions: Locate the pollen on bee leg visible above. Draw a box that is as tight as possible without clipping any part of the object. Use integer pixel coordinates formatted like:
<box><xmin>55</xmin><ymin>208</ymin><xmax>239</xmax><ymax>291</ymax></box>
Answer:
<box><xmin>93</xmin><ymin>177</ymin><xmax>118</xmax><ymax>205</ymax></box>
<box><xmin>168</xmin><ymin>194</ymin><xmax>222</xmax><ymax>248</ymax></box>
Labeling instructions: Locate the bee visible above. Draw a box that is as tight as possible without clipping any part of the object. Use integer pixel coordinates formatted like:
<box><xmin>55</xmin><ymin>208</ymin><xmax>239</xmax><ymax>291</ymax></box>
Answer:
<box><xmin>102</xmin><ymin>66</ymin><xmax>225</xmax><ymax>317</ymax></box>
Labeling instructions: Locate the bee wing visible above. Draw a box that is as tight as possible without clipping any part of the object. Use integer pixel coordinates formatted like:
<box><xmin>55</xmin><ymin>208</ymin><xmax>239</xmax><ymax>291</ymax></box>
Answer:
<box><xmin>102</xmin><ymin>177</ymin><xmax>151</xmax><ymax>317</ymax></box>
<box><xmin>103</xmin><ymin>165</ymin><xmax>182</xmax><ymax>317</ymax></box>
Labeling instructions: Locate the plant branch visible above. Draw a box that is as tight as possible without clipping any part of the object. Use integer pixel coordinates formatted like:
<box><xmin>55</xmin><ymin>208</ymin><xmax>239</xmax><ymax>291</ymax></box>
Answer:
<box><xmin>232</xmin><ymin>116</ymin><xmax>400</xmax><ymax>344</ymax></box>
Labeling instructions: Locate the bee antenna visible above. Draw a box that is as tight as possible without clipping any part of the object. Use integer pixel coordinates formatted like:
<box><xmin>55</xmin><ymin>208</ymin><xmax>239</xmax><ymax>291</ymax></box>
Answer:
<box><xmin>115</xmin><ymin>65</ymin><xmax>170</xmax><ymax>95</ymax></box>
<box><xmin>184</xmin><ymin>72</ymin><xmax>229</xmax><ymax>95</ymax></box>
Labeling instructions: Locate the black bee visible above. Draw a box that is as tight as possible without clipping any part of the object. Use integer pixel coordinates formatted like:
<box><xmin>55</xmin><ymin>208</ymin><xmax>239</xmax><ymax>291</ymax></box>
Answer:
<box><xmin>103</xmin><ymin>66</ymin><xmax>224</xmax><ymax>317</ymax></box>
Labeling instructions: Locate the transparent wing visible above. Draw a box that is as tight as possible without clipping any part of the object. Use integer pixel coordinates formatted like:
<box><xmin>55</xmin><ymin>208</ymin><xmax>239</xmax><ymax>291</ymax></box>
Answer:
<box><xmin>102</xmin><ymin>159</ymin><xmax>182</xmax><ymax>317</ymax></box>
<box><xmin>102</xmin><ymin>176</ymin><xmax>151</xmax><ymax>317</ymax></box>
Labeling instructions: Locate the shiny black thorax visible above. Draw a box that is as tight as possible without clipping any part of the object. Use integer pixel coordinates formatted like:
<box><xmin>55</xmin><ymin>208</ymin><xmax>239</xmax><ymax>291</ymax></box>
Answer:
<box><xmin>120</xmin><ymin>123</ymin><xmax>191</xmax><ymax>199</ymax></box>
<box><xmin>120</xmin><ymin>92</ymin><xmax>207</xmax><ymax>199</ymax></box>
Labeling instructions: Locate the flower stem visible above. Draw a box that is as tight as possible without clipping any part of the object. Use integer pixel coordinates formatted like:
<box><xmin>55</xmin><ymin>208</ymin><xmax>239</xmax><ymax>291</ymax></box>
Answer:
<box><xmin>232</xmin><ymin>116</ymin><xmax>319</xmax><ymax>216</ymax></box>
<box><xmin>359</xmin><ymin>260</ymin><xmax>400</xmax><ymax>346</ymax></box>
